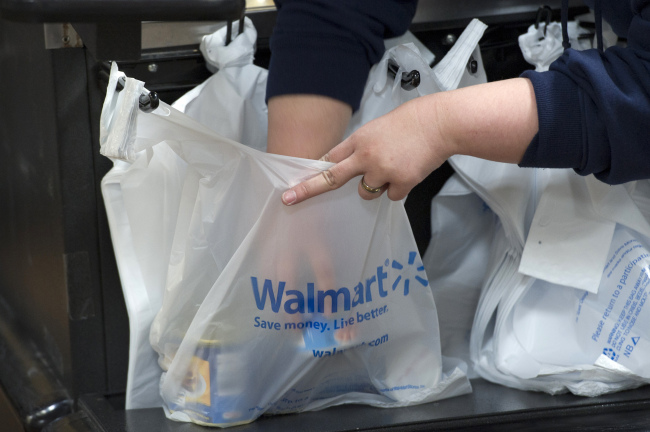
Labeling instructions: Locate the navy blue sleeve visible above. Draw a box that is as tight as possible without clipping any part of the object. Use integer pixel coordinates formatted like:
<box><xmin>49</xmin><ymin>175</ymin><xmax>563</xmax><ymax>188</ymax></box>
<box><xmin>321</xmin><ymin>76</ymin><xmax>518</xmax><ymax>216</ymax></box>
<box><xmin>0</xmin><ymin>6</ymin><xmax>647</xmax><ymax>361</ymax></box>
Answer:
<box><xmin>519</xmin><ymin>0</ymin><xmax>650</xmax><ymax>184</ymax></box>
<box><xmin>582</xmin><ymin>0</ymin><xmax>634</xmax><ymax>36</ymax></box>
<box><xmin>266</xmin><ymin>0</ymin><xmax>418</xmax><ymax>112</ymax></box>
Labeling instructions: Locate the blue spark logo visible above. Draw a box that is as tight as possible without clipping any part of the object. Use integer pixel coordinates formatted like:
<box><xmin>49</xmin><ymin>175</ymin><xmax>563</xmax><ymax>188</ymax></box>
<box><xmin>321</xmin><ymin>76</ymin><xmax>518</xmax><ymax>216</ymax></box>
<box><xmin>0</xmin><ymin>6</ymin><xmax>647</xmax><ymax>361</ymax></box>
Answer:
<box><xmin>390</xmin><ymin>251</ymin><xmax>429</xmax><ymax>296</ymax></box>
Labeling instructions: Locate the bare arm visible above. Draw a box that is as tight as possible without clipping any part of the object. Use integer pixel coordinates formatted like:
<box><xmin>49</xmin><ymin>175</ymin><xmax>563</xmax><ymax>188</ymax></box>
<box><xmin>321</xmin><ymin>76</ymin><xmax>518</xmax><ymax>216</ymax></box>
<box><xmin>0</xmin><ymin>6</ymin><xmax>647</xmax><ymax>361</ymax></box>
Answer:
<box><xmin>281</xmin><ymin>77</ymin><xmax>539</xmax><ymax>205</ymax></box>
<box><xmin>437</xmin><ymin>77</ymin><xmax>538</xmax><ymax>164</ymax></box>
<box><xmin>267</xmin><ymin>94</ymin><xmax>352</xmax><ymax>160</ymax></box>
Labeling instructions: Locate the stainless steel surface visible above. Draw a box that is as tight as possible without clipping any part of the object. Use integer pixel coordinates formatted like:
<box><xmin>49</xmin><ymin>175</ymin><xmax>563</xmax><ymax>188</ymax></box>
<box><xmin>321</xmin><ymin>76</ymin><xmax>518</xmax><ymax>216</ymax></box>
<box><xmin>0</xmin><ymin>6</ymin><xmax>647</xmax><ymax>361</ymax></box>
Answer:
<box><xmin>43</xmin><ymin>23</ymin><xmax>83</xmax><ymax>49</ymax></box>
<box><xmin>141</xmin><ymin>21</ymin><xmax>227</xmax><ymax>50</ymax></box>
<box><xmin>141</xmin><ymin>1</ymin><xmax>272</xmax><ymax>50</ymax></box>
<box><xmin>246</xmin><ymin>0</ymin><xmax>274</xmax><ymax>11</ymax></box>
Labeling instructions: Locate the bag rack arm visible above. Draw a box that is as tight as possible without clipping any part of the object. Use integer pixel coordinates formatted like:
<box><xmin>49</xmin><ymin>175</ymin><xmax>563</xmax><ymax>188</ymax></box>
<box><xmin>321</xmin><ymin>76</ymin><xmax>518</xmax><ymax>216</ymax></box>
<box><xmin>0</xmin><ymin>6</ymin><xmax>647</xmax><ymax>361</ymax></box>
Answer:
<box><xmin>387</xmin><ymin>58</ymin><xmax>421</xmax><ymax>91</ymax></box>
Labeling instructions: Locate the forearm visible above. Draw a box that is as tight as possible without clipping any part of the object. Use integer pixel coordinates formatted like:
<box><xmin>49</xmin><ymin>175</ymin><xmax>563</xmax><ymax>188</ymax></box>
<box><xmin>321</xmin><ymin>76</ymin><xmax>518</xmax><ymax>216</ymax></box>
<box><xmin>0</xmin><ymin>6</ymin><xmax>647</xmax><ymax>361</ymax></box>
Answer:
<box><xmin>422</xmin><ymin>77</ymin><xmax>539</xmax><ymax>164</ymax></box>
<box><xmin>267</xmin><ymin>94</ymin><xmax>352</xmax><ymax>159</ymax></box>
<box><xmin>280</xmin><ymin>78</ymin><xmax>540</xmax><ymax>206</ymax></box>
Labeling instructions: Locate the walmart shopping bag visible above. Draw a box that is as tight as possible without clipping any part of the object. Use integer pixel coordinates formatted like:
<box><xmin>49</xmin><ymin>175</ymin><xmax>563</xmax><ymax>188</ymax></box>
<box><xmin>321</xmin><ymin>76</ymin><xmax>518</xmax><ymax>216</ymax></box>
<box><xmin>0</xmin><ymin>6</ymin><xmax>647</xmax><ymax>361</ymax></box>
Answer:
<box><xmin>100</xmin><ymin>62</ymin><xmax>470</xmax><ymax>426</ymax></box>
<box><xmin>101</xmin><ymin>17</ymin><xmax>489</xmax><ymax>412</ymax></box>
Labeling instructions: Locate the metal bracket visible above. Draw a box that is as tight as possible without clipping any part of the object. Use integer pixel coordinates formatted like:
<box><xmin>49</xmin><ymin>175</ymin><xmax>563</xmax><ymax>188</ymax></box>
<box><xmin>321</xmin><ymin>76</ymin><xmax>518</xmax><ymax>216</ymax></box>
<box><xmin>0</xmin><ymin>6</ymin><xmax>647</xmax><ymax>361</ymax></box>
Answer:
<box><xmin>43</xmin><ymin>23</ymin><xmax>83</xmax><ymax>49</ymax></box>
<box><xmin>387</xmin><ymin>58</ymin><xmax>421</xmax><ymax>91</ymax></box>
<box><xmin>114</xmin><ymin>76</ymin><xmax>160</xmax><ymax>113</ymax></box>
<box><xmin>466</xmin><ymin>55</ymin><xmax>478</xmax><ymax>75</ymax></box>
<box><xmin>535</xmin><ymin>5</ymin><xmax>553</xmax><ymax>38</ymax></box>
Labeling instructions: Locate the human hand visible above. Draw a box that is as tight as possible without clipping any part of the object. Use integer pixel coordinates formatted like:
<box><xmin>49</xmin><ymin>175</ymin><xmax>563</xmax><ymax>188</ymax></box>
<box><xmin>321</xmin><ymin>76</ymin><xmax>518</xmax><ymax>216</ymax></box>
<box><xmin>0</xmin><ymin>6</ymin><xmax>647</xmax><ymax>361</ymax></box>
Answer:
<box><xmin>281</xmin><ymin>97</ymin><xmax>450</xmax><ymax>205</ymax></box>
<box><xmin>281</xmin><ymin>78</ymin><xmax>539</xmax><ymax>206</ymax></box>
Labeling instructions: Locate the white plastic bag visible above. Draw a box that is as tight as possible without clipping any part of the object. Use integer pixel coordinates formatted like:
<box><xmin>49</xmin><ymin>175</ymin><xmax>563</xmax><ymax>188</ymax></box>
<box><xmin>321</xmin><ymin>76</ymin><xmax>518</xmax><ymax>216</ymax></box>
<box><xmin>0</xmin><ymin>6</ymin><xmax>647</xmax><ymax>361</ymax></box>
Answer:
<box><xmin>512</xmin><ymin>224</ymin><xmax>650</xmax><ymax>378</ymax></box>
<box><xmin>518</xmin><ymin>11</ymin><xmax>617</xmax><ymax>72</ymax></box>
<box><xmin>100</xmin><ymin>58</ymin><xmax>472</xmax><ymax>425</ymax></box>
<box><xmin>496</xmin><ymin>175</ymin><xmax>650</xmax><ymax>394</ymax></box>
<box><xmin>447</xmin><ymin>153</ymin><xmax>650</xmax><ymax>396</ymax></box>
<box><xmin>100</xmin><ymin>66</ymin><xmax>190</xmax><ymax>409</ymax></box>
<box><xmin>102</xmin><ymin>21</ymin><xmax>267</xmax><ymax>409</ymax></box>
<box><xmin>423</xmin><ymin>175</ymin><xmax>498</xmax><ymax>377</ymax></box>
<box><xmin>101</xmin><ymin>18</ymin><xmax>491</xmax><ymax>417</ymax></box>
<box><xmin>518</xmin><ymin>21</ymin><xmax>592</xmax><ymax>72</ymax></box>
<box><xmin>443</xmin><ymin>156</ymin><xmax>541</xmax><ymax>390</ymax></box>
<box><xmin>347</xmin><ymin>18</ymin><xmax>487</xmax><ymax>136</ymax></box>
<box><xmin>172</xmin><ymin>17</ymin><xmax>268</xmax><ymax>152</ymax></box>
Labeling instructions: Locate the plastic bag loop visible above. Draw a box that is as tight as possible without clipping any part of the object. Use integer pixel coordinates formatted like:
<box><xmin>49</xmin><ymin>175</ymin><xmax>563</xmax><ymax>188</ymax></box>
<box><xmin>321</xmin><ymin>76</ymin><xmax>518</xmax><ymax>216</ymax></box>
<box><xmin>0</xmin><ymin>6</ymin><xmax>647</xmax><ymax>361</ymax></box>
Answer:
<box><xmin>115</xmin><ymin>75</ymin><xmax>159</xmax><ymax>113</ymax></box>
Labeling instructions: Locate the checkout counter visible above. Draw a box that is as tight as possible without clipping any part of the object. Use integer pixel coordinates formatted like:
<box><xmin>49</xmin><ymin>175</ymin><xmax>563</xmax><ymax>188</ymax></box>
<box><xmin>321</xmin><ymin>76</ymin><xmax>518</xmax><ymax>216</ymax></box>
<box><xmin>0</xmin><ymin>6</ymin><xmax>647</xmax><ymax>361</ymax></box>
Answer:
<box><xmin>1</xmin><ymin>0</ymin><xmax>650</xmax><ymax>430</ymax></box>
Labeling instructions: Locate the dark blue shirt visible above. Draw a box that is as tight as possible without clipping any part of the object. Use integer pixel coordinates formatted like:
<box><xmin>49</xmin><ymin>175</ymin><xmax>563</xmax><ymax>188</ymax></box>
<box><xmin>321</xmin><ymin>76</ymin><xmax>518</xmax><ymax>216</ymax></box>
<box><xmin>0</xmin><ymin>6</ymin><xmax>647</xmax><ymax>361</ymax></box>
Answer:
<box><xmin>519</xmin><ymin>0</ymin><xmax>650</xmax><ymax>184</ymax></box>
<box><xmin>266</xmin><ymin>0</ymin><xmax>417</xmax><ymax>112</ymax></box>
<box><xmin>267</xmin><ymin>1</ymin><xmax>650</xmax><ymax>185</ymax></box>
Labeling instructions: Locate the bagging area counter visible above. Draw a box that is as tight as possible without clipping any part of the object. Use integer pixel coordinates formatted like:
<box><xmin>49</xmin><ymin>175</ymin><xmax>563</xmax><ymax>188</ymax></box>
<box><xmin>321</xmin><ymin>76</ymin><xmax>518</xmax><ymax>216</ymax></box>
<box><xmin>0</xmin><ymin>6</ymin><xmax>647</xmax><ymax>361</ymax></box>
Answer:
<box><xmin>1</xmin><ymin>0</ymin><xmax>650</xmax><ymax>430</ymax></box>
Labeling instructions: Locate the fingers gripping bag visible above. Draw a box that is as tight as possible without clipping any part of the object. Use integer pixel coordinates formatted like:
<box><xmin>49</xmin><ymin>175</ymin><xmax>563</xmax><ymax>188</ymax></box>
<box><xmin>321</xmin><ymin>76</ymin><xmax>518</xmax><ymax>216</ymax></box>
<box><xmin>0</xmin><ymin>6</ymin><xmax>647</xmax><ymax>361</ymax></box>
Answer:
<box><xmin>100</xmin><ymin>63</ymin><xmax>470</xmax><ymax>427</ymax></box>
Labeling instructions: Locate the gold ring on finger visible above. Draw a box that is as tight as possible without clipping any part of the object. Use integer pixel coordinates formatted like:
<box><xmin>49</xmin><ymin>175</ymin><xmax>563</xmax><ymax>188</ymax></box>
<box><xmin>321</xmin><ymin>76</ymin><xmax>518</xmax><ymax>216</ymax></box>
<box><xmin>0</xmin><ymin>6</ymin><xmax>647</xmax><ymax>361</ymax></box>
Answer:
<box><xmin>361</xmin><ymin>176</ymin><xmax>383</xmax><ymax>193</ymax></box>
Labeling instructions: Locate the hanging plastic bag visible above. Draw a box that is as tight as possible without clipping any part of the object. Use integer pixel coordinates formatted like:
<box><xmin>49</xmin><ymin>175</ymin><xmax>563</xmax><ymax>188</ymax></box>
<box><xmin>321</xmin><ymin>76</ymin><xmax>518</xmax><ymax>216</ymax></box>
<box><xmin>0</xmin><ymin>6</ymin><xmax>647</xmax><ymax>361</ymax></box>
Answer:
<box><xmin>172</xmin><ymin>17</ymin><xmax>268</xmax><ymax>152</ymax></box>
<box><xmin>449</xmin><ymin>152</ymin><xmax>650</xmax><ymax>395</ymax></box>
<box><xmin>509</xmin><ymin>223</ymin><xmax>650</xmax><ymax>380</ymax></box>
<box><xmin>101</xmin><ymin>18</ymin><xmax>491</xmax><ymax>418</ymax></box>
<box><xmin>100</xmin><ymin>66</ymin><xmax>193</xmax><ymax>409</ymax></box>
<box><xmin>102</xmin><ymin>20</ymin><xmax>267</xmax><ymax>410</ymax></box>
<box><xmin>404</xmin><ymin>19</ymin><xmax>494</xmax><ymax>379</ymax></box>
<box><xmin>346</xmin><ymin>18</ymin><xmax>487</xmax><ymax>136</ymax></box>
<box><xmin>422</xmin><ymin>174</ymin><xmax>498</xmax><ymax>377</ymax></box>
<box><xmin>518</xmin><ymin>9</ymin><xmax>618</xmax><ymax>73</ymax></box>
<box><xmin>518</xmin><ymin>21</ymin><xmax>592</xmax><ymax>72</ymax></box>
<box><xmin>444</xmin><ymin>156</ymin><xmax>540</xmax><ymax>389</ymax></box>
<box><xmin>102</xmin><ymin>154</ymin><xmax>187</xmax><ymax>409</ymax></box>
<box><xmin>494</xmin><ymin>173</ymin><xmax>650</xmax><ymax>395</ymax></box>
<box><xmin>100</xmin><ymin>57</ymin><xmax>471</xmax><ymax>425</ymax></box>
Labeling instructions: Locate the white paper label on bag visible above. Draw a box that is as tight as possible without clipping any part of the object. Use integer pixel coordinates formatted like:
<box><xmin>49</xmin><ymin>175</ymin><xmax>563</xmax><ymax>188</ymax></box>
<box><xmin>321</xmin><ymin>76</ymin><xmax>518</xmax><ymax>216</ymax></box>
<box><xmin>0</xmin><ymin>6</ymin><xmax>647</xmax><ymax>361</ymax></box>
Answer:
<box><xmin>520</xmin><ymin>171</ymin><xmax>617</xmax><ymax>294</ymax></box>
<box><xmin>514</xmin><ymin>225</ymin><xmax>650</xmax><ymax>378</ymax></box>
<box><xmin>575</xmin><ymin>226</ymin><xmax>649</xmax><ymax>376</ymax></box>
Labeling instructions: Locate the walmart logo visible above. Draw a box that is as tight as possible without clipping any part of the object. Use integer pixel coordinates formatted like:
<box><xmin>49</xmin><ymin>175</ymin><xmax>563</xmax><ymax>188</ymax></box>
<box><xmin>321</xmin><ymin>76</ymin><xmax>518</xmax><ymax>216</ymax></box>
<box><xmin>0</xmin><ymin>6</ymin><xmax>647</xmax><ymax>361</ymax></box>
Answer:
<box><xmin>251</xmin><ymin>252</ymin><xmax>429</xmax><ymax>314</ymax></box>
<box><xmin>390</xmin><ymin>251</ymin><xmax>429</xmax><ymax>296</ymax></box>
